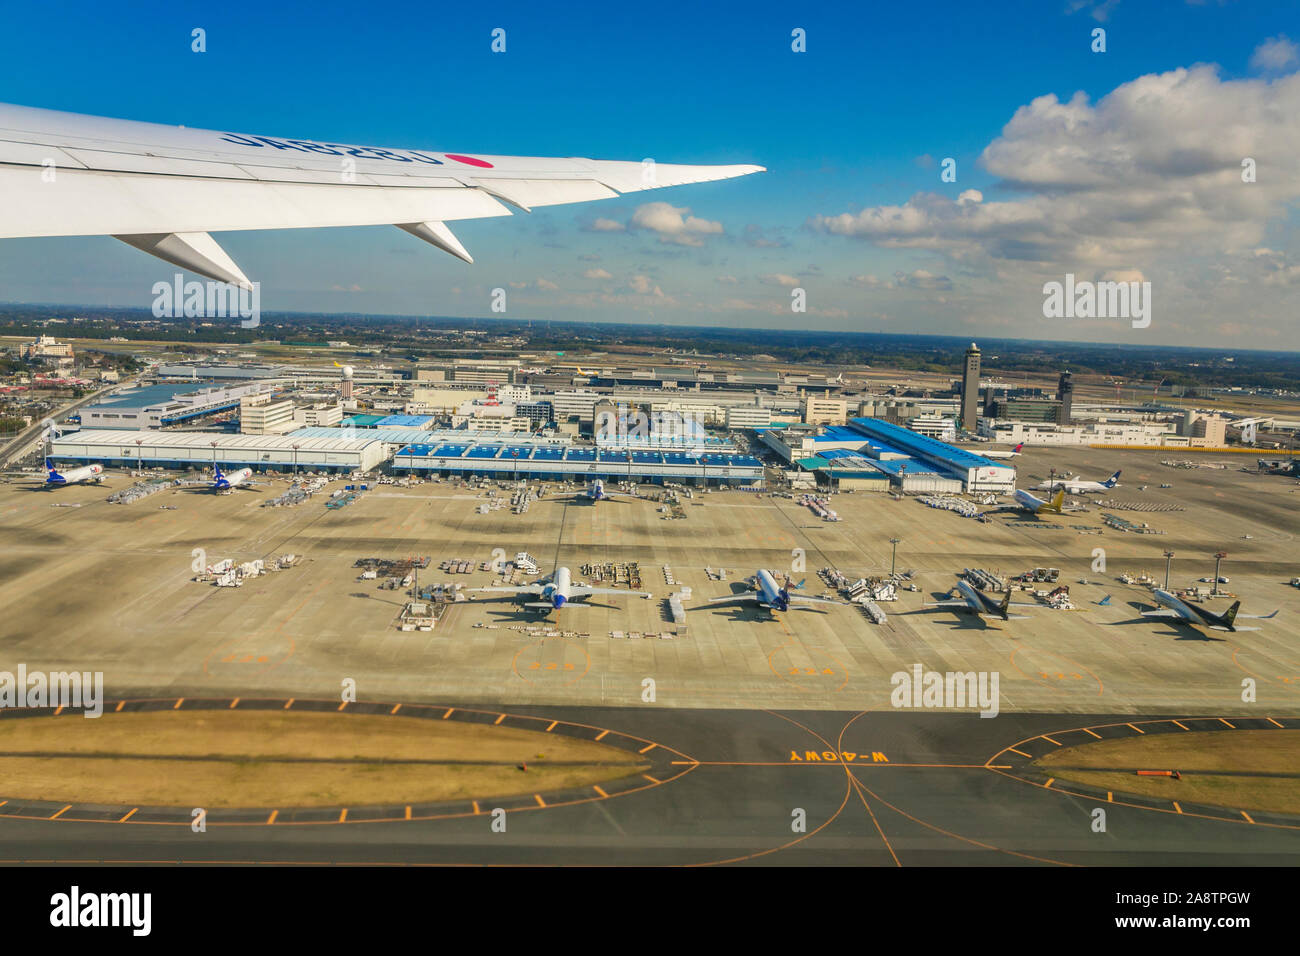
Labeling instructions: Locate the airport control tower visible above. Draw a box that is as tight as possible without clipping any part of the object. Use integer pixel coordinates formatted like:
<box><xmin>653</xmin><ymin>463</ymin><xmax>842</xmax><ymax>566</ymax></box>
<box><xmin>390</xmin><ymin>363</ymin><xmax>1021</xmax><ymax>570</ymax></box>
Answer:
<box><xmin>1057</xmin><ymin>370</ymin><xmax>1074</xmax><ymax>424</ymax></box>
<box><xmin>961</xmin><ymin>342</ymin><xmax>981</xmax><ymax>432</ymax></box>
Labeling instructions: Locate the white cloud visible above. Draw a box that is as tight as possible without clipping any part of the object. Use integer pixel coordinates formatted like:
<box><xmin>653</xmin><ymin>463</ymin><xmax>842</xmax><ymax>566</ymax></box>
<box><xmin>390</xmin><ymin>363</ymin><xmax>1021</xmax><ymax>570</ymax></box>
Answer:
<box><xmin>1251</xmin><ymin>35</ymin><xmax>1299</xmax><ymax>72</ymax></box>
<box><xmin>630</xmin><ymin>202</ymin><xmax>725</xmax><ymax>246</ymax></box>
<box><xmin>628</xmin><ymin>274</ymin><xmax>665</xmax><ymax>296</ymax></box>
<box><xmin>761</xmin><ymin>273</ymin><xmax>801</xmax><ymax>287</ymax></box>
<box><xmin>811</xmin><ymin>65</ymin><xmax>1300</xmax><ymax>270</ymax></box>
<box><xmin>591</xmin><ymin>218</ymin><xmax>626</xmax><ymax>232</ymax></box>
<box><xmin>582</xmin><ymin>268</ymin><xmax>613</xmax><ymax>280</ymax></box>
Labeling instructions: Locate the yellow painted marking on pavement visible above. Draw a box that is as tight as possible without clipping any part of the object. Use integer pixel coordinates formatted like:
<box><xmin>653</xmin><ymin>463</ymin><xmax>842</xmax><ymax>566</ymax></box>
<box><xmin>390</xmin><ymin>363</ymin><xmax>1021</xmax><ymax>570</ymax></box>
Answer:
<box><xmin>1173</xmin><ymin>802</ymin><xmax>1183</xmax><ymax>814</ymax></box>
<box><xmin>1042</xmin><ymin>736</ymin><xmax>1061</xmax><ymax>746</ymax></box>
<box><xmin>1107</xmin><ymin>792</ymin><xmax>1113</xmax><ymax>803</ymax></box>
<box><xmin>493</xmin><ymin>714</ymin><xmax>506</xmax><ymax>726</ymax></box>
<box><xmin>1219</xmin><ymin>718</ymin><xmax>1235</xmax><ymax>728</ymax></box>
<box><xmin>119</xmin><ymin>808</ymin><xmax>137</xmax><ymax>822</ymax></box>
<box><xmin>283</xmin><ymin>698</ymin><xmax>294</xmax><ymax>709</ymax></box>
<box><xmin>595</xmin><ymin>730</ymin><xmax>608</xmax><ymax>740</ymax></box>
<box><xmin>1045</xmin><ymin>778</ymin><xmax>1055</xmax><ymax>789</ymax></box>
<box><xmin>173</xmin><ymin>698</ymin><xmax>184</xmax><ymax>710</ymax></box>
<box><xmin>53</xmin><ymin>706</ymin><xmax>63</xmax><ymax>716</ymax></box>
<box><xmin>229</xmin><ymin>698</ymin><xmax>239</xmax><ymax>709</ymax></box>
<box><xmin>1241</xmin><ymin>810</ymin><xmax>1254</xmax><ymax>824</ymax></box>
<box><xmin>1008</xmin><ymin>747</ymin><xmax>1031</xmax><ymax>758</ymax></box>
<box><xmin>472</xmin><ymin>801</ymin><xmax>480</xmax><ymax>815</ymax></box>
<box><xmin>593</xmin><ymin>786</ymin><xmax>608</xmax><ymax>798</ymax></box>
<box><xmin>50</xmin><ymin>805</ymin><xmax>71</xmax><ymax>820</ymax></box>
<box><xmin>1172</xmin><ymin>719</ymin><xmax>1188</xmax><ymax>730</ymax></box>
<box><xmin>639</xmin><ymin>743</ymin><xmax>656</xmax><ymax>754</ymax></box>
<box><xmin>337</xmin><ymin>701</ymin><xmax>348</xmax><ymax>711</ymax></box>
<box><xmin>443</xmin><ymin>708</ymin><xmax>455</xmax><ymax>719</ymax></box>
<box><xmin>1083</xmin><ymin>728</ymin><xmax>1101</xmax><ymax>739</ymax></box>
<box><xmin>1267</xmin><ymin>717</ymin><xmax>1283</xmax><ymax>728</ymax></box>
<box><xmin>404</xmin><ymin>805</ymin><xmax>411</xmax><ymax>820</ymax></box>
<box><xmin>1126</xmin><ymin>723</ymin><xmax>1144</xmax><ymax>734</ymax></box>
<box><xmin>546</xmin><ymin>721</ymin><xmax>557</xmax><ymax>732</ymax></box>
<box><xmin>267</xmin><ymin>810</ymin><xmax>278</xmax><ymax>824</ymax></box>
<box><xmin>534</xmin><ymin>794</ymin><xmax>546</xmax><ymax>808</ymax></box>
<box><xmin>390</xmin><ymin>704</ymin><xmax>402</xmax><ymax>715</ymax></box>
<box><xmin>115</xmin><ymin>701</ymin><xmax>125</xmax><ymax>712</ymax></box>
<box><xmin>338</xmin><ymin>808</ymin><xmax>347</xmax><ymax>823</ymax></box>
<box><xmin>643</xmin><ymin>774</ymin><xmax>661</xmax><ymax>785</ymax></box>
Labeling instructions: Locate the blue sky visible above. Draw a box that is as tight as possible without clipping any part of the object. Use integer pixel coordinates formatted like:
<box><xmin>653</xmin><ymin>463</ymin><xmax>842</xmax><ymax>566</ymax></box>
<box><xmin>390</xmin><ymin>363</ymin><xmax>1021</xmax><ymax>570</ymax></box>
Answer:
<box><xmin>1</xmin><ymin>0</ymin><xmax>1297</xmax><ymax>347</ymax></box>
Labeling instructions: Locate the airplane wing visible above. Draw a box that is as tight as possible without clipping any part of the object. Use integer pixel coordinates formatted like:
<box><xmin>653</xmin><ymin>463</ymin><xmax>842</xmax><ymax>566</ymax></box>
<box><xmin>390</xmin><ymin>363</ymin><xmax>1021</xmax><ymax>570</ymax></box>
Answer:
<box><xmin>471</xmin><ymin>584</ymin><xmax>545</xmax><ymax>595</ymax></box>
<box><xmin>0</xmin><ymin>102</ymin><xmax>764</xmax><ymax>285</ymax></box>
<box><xmin>786</xmin><ymin>595</ymin><xmax>845</xmax><ymax>606</ymax></box>
<box><xmin>1140</xmin><ymin>610</ymin><xmax>1184</xmax><ymax>619</ymax></box>
<box><xmin>568</xmin><ymin>587</ymin><xmax>651</xmax><ymax>599</ymax></box>
<box><xmin>706</xmin><ymin>594</ymin><xmax>761</xmax><ymax>606</ymax></box>
<box><xmin>1238</xmin><ymin>610</ymin><xmax>1280</xmax><ymax>620</ymax></box>
<box><xmin>924</xmin><ymin>600</ymin><xmax>974</xmax><ymax>608</ymax></box>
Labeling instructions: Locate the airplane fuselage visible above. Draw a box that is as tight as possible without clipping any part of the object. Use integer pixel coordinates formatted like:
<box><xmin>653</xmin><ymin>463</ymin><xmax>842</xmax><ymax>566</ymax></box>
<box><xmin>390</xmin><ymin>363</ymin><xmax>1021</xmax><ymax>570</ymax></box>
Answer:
<box><xmin>45</xmin><ymin>462</ymin><xmax>102</xmax><ymax>486</ymax></box>
<box><xmin>755</xmin><ymin>569</ymin><xmax>790</xmax><ymax>611</ymax></box>
<box><xmin>214</xmin><ymin>467</ymin><xmax>253</xmax><ymax>491</ymax></box>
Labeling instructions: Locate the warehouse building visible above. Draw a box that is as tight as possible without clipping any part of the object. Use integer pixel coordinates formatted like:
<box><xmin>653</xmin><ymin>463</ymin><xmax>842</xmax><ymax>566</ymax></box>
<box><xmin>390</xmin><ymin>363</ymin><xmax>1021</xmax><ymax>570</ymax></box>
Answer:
<box><xmin>50</xmin><ymin>429</ymin><xmax>388</xmax><ymax>473</ymax></box>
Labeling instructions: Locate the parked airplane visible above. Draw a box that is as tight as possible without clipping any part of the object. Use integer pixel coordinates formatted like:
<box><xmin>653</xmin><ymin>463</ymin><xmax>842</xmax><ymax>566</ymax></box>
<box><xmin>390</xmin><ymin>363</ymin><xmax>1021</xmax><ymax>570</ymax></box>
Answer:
<box><xmin>1035</xmin><ymin>470</ymin><xmax>1121</xmax><ymax>494</ymax></box>
<box><xmin>985</xmin><ymin>487</ymin><xmax>1065</xmax><ymax>516</ymax></box>
<box><xmin>922</xmin><ymin>579</ymin><xmax>1040</xmax><ymax>621</ymax></box>
<box><xmin>981</xmin><ymin>442</ymin><xmax>1025</xmax><ymax>460</ymax></box>
<box><xmin>43</xmin><ymin>458</ymin><xmax>104</xmax><ymax>487</ymax></box>
<box><xmin>0</xmin><ymin>102</ymin><xmax>763</xmax><ymax>286</ymax></box>
<box><xmin>470</xmin><ymin>565</ymin><xmax>649</xmax><ymax>611</ymax></box>
<box><xmin>1140</xmin><ymin>589</ymin><xmax>1279</xmax><ymax>633</ymax></box>
<box><xmin>212</xmin><ymin>465</ymin><xmax>255</xmax><ymax>492</ymax></box>
<box><xmin>705</xmin><ymin>569</ymin><xmax>846</xmax><ymax>613</ymax></box>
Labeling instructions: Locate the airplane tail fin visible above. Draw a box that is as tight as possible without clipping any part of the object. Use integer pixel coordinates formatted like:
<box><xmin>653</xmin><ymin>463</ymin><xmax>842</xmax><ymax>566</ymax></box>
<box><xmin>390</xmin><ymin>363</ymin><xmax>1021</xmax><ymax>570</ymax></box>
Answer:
<box><xmin>214</xmin><ymin>464</ymin><xmax>225</xmax><ymax>479</ymax></box>
<box><xmin>1221</xmin><ymin>601</ymin><xmax>1241</xmax><ymax>629</ymax></box>
<box><xmin>1012</xmin><ymin>442</ymin><xmax>1024</xmax><ymax>453</ymax></box>
<box><xmin>1105</xmin><ymin>470</ymin><xmax>1122</xmax><ymax>487</ymax></box>
<box><xmin>1098</xmin><ymin>594</ymin><xmax>1112</xmax><ymax>606</ymax></box>
<box><xmin>1047</xmin><ymin>488</ymin><xmax>1065</xmax><ymax>512</ymax></box>
<box><xmin>44</xmin><ymin>458</ymin><xmax>55</xmax><ymax>473</ymax></box>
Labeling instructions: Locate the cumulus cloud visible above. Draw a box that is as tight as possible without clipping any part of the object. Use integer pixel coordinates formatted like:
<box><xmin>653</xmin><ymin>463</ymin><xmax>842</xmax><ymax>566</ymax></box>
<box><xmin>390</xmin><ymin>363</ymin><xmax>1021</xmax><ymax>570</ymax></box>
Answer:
<box><xmin>810</xmin><ymin>65</ymin><xmax>1300</xmax><ymax>271</ymax></box>
<box><xmin>590</xmin><ymin>218</ymin><xmax>626</xmax><ymax>232</ymax></box>
<box><xmin>582</xmin><ymin>268</ymin><xmax>613</xmax><ymax>280</ymax></box>
<box><xmin>715</xmin><ymin>275</ymin><xmax>739</xmax><ymax>284</ymax></box>
<box><xmin>1251</xmin><ymin>35</ymin><xmax>1299</xmax><ymax>72</ymax></box>
<box><xmin>628</xmin><ymin>274</ymin><xmax>665</xmax><ymax>296</ymax></box>
<box><xmin>630</xmin><ymin>202</ymin><xmax>725</xmax><ymax>246</ymax></box>
<box><xmin>761</xmin><ymin>273</ymin><xmax>801</xmax><ymax>287</ymax></box>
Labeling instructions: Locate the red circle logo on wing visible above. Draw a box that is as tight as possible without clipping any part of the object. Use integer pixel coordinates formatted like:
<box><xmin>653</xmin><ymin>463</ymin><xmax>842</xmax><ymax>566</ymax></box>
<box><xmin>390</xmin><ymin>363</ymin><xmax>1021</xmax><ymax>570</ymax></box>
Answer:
<box><xmin>445</xmin><ymin>154</ymin><xmax>494</xmax><ymax>168</ymax></box>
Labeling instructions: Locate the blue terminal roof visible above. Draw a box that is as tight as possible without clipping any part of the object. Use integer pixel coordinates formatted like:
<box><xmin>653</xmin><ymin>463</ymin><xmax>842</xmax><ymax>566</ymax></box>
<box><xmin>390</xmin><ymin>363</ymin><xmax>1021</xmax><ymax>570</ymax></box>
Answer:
<box><xmin>816</xmin><ymin>425</ymin><xmax>870</xmax><ymax>443</ymax></box>
<box><xmin>566</xmin><ymin>448</ymin><xmax>597</xmax><ymax>462</ymax></box>
<box><xmin>846</xmin><ymin>418</ymin><xmax>1005</xmax><ymax>470</ymax></box>
<box><xmin>865</xmin><ymin>458</ymin><xmax>940</xmax><ymax>477</ymax></box>
<box><xmin>465</xmin><ymin>445</ymin><xmax>502</xmax><ymax>459</ymax></box>
<box><xmin>532</xmin><ymin>447</ymin><xmax>565</xmax><ymax>461</ymax></box>
<box><xmin>374</xmin><ymin>414</ymin><xmax>434</xmax><ymax>429</ymax></box>
<box><xmin>91</xmin><ymin>382</ymin><xmax>224</xmax><ymax>409</ymax></box>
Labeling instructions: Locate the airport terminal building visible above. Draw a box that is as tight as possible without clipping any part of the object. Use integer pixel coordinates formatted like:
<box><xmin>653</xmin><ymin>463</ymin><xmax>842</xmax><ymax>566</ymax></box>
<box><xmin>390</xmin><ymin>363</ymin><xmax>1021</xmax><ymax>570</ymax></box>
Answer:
<box><xmin>767</xmin><ymin>417</ymin><xmax>1016</xmax><ymax>492</ymax></box>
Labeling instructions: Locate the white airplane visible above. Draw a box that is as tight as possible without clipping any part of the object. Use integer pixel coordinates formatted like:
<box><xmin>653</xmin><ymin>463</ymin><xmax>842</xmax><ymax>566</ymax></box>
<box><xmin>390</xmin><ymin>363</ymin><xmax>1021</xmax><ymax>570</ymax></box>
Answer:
<box><xmin>980</xmin><ymin>442</ymin><xmax>1025</xmax><ymax>460</ymax></box>
<box><xmin>1034</xmin><ymin>470</ymin><xmax>1121</xmax><ymax>494</ymax></box>
<box><xmin>43</xmin><ymin>458</ymin><xmax>104</xmax><ymax>487</ymax></box>
<box><xmin>470</xmin><ymin>566</ymin><xmax>649</xmax><ymax>612</ymax></box>
<box><xmin>1140</xmin><ymin>589</ymin><xmax>1279</xmax><ymax>633</ymax></box>
<box><xmin>212</xmin><ymin>465</ymin><xmax>255</xmax><ymax>492</ymax></box>
<box><xmin>705</xmin><ymin>569</ymin><xmax>846</xmax><ymax>613</ymax></box>
<box><xmin>984</xmin><ymin>487</ymin><xmax>1065</xmax><ymax>516</ymax></box>
<box><xmin>922</xmin><ymin>579</ymin><xmax>1040</xmax><ymax>621</ymax></box>
<box><xmin>0</xmin><ymin>102</ymin><xmax>763</xmax><ymax>285</ymax></box>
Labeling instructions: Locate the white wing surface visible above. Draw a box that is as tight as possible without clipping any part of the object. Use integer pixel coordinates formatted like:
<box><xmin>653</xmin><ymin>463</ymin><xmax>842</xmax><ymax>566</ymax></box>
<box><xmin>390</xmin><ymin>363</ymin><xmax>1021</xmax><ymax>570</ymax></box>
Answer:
<box><xmin>0</xmin><ymin>102</ymin><xmax>763</xmax><ymax>283</ymax></box>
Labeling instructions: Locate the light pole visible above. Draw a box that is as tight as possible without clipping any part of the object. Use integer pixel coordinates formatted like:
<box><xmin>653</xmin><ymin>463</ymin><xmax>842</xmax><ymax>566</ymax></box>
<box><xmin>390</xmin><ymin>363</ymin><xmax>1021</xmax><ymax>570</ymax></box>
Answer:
<box><xmin>209</xmin><ymin>440</ymin><xmax>218</xmax><ymax>474</ymax></box>
<box><xmin>134</xmin><ymin>438</ymin><xmax>143</xmax><ymax>473</ymax></box>
<box><xmin>292</xmin><ymin>443</ymin><xmax>300</xmax><ymax>476</ymax></box>
<box><xmin>1212</xmin><ymin>551</ymin><xmax>1227</xmax><ymax>596</ymax></box>
<box><xmin>890</xmin><ymin>537</ymin><xmax>900</xmax><ymax>577</ymax></box>
<box><xmin>1163</xmin><ymin>550</ymin><xmax>1175</xmax><ymax>590</ymax></box>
